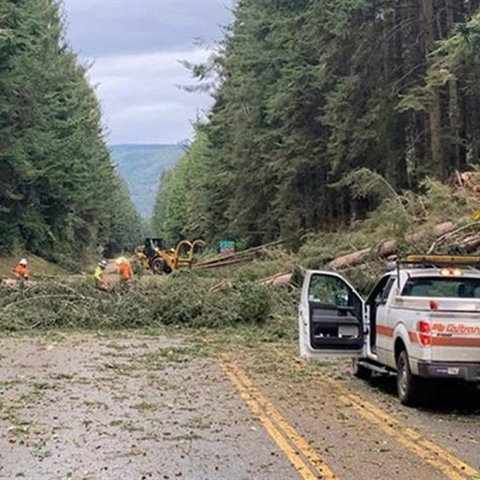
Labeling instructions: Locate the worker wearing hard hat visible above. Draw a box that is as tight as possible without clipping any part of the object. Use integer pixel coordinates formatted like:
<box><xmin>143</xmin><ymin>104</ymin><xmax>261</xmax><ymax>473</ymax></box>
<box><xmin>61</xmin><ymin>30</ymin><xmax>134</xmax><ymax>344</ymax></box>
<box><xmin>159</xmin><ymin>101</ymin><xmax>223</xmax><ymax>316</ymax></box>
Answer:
<box><xmin>13</xmin><ymin>258</ymin><xmax>30</xmax><ymax>288</ymax></box>
<box><xmin>94</xmin><ymin>260</ymin><xmax>108</xmax><ymax>291</ymax></box>
<box><xmin>116</xmin><ymin>256</ymin><xmax>133</xmax><ymax>283</ymax></box>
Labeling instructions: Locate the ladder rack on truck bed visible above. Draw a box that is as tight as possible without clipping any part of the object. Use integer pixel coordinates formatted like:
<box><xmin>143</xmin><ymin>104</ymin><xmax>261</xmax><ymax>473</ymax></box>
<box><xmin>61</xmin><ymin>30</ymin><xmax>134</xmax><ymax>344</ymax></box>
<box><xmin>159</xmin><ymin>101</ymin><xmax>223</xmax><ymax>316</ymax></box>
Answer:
<box><xmin>398</xmin><ymin>255</ymin><xmax>480</xmax><ymax>268</ymax></box>
<box><xmin>394</xmin><ymin>255</ymin><xmax>480</xmax><ymax>286</ymax></box>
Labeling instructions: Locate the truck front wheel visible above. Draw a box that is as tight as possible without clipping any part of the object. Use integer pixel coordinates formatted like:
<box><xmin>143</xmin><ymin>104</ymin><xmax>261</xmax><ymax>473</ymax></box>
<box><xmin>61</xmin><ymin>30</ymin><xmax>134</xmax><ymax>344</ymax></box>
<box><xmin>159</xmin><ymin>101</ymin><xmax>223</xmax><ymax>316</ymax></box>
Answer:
<box><xmin>396</xmin><ymin>350</ymin><xmax>423</xmax><ymax>406</ymax></box>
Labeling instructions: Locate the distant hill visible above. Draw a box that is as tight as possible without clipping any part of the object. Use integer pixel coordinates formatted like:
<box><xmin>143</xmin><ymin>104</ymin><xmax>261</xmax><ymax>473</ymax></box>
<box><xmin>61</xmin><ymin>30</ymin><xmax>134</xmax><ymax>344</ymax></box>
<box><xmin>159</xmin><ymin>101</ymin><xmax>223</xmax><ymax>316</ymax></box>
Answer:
<box><xmin>110</xmin><ymin>144</ymin><xmax>184</xmax><ymax>217</ymax></box>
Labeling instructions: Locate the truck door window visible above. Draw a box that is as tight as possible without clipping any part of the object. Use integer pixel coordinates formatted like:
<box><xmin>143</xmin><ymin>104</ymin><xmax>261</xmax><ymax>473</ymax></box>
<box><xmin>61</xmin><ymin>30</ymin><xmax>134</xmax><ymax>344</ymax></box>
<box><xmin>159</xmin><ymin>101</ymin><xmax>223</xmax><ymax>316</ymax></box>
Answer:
<box><xmin>307</xmin><ymin>273</ymin><xmax>364</xmax><ymax>351</ymax></box>
<box><xmin>367</xmin><ymin>276</ymin><xmax>392</xmax><ymax>306</ymax></box>
<box><xmin>379</xmin><ymin>277</ymin><xmax>396</xmax><ymax>304</ymax></box>
<box><xmin>308</xmin><ymin>275</ymin><xmax>350</xmax><ymax>306</ymax></box>
<box><xmin>366</xmin><ymin>275</ymin><xmax>394</xmax><ymax>350</ymax></box>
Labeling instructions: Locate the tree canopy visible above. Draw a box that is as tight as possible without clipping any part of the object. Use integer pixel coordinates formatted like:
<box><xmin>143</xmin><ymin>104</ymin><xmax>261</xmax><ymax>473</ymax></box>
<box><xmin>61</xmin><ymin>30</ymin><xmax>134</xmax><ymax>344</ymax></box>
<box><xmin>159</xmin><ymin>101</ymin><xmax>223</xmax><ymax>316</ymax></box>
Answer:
<box><xmin>0</xmin><ymin>0</ymin><xmax>142</xmax><ymax>265</ymax></box>
<box><xmin>154</xmin><ymin>0</ymin><xmax>480</xmax><ymax>247</ymax></box>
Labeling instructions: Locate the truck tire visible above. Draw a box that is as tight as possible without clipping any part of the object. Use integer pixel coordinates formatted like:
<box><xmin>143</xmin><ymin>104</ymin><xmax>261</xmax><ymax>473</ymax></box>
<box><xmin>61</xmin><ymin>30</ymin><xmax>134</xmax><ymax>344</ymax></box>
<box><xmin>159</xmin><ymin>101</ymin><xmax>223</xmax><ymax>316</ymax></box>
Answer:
<box><xmin>352</xmin><ymin>359</ymin><xmax>372</xmax><ymax>381</ymax></box>
<box><xmin>396</xmin><ymin>350</ymin><xmax>422</xmax><ymax>406</ymax></box>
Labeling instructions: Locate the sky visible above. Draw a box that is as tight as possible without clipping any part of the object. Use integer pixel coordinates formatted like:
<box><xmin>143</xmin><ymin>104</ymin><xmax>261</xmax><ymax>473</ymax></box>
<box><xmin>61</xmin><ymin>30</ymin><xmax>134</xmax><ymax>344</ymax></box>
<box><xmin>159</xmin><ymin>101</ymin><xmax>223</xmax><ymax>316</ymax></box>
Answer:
<box><xmin>62</xmin><ymin>0</ymin><xmax>233</xmax><ymax>145</ymax></box>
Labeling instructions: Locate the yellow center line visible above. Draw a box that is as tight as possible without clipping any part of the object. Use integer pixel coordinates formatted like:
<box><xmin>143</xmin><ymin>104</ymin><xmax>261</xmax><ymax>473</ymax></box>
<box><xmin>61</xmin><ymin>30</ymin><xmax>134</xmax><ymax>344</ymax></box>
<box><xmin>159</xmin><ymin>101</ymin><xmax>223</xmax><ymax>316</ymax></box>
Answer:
<box><xmin>227</xmin><ymin>361</ymin><xmax>336</xmax><ymax>479</ymax></box>
<box><xmin>270</xmin><ymin>346</ymin><xmax>478</xmax><ymax>479</ymax></box>
<box><xmin>316</xmin><ymin>370</ymin><xmax>478</xmax><ymax>480</ymax></box>
<box><xmin>338</xmin><ymin>393</ymin><xmax>469</xmax><ymax>480</ymax></box>
<box><xmin>354</xmin><ymin>396</ymin><xmax>477</xmax><ymax>478</ymax></box>
<box><xmin>221</xmin><ymin>360</ymin><xmax>337</xmax><ymax>480</ymax></box>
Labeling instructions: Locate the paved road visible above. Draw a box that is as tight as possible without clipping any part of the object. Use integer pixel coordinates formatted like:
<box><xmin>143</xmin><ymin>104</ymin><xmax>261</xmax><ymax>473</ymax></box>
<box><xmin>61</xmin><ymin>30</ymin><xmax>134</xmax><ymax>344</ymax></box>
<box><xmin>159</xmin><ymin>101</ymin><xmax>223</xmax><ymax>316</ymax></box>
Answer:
<box><xmin>0</xmin><ymin>334</ymin><xmax>479</xmax><ymax>479</ymax></box>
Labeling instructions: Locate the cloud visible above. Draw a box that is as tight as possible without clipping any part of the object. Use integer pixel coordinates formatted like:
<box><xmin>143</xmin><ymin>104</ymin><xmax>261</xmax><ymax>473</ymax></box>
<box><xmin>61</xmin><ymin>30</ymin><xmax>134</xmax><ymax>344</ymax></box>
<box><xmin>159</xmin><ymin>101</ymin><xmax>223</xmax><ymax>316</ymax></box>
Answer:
<box><xmin>90</xmin><ymin>48</ymin><xmax>212</xmax><ymax>80</ymax></box>
<box><xmin>87</xmin><ymin>47</ymin><xmax>213</xmax><ymax>144</ymax></box>
<box><xmin>113</xmin><ymin>103</ymin><xmax>183</xmax><ymax>118</ymax></box>
<box><xmin>63</xmin><ymin>0</ymin><xmax>232</xmax><ymax>56</ymax></box>
<box><xmin>63</xmin><ymin>0</ymin><xmax>233</xmax><ymax>144</ymax></box>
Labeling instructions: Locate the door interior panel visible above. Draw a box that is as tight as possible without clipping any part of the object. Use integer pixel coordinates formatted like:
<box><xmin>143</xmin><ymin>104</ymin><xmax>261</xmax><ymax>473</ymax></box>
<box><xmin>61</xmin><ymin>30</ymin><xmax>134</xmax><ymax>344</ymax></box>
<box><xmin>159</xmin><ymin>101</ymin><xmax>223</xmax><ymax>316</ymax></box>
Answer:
<box><xmin>309</xmin><ymin>302</ymin><xmax>363</xmax><ymax>350</ymax></box>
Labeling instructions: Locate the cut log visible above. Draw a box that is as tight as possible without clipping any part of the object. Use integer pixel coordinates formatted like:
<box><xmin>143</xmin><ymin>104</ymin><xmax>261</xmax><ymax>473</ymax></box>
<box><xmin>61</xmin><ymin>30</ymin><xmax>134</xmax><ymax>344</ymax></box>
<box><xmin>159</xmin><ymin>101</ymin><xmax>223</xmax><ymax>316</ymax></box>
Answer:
<box><xmin>407</xmin><ymin>231</ymin><xmax>424</xmax><ymax>243</ymax></box>
<box><xmin>209</xmin><ymin>280</ymin><xmax>233</xmax><ymax>292</ymax></box>
<box><xmin>459</xmin><ymin>233</ymin><xmax>480</xmax><ymax>251</ymax></box>
<box><xmin>327</xmin><ymin>248</ymin><xmax>372</xmax><ymax>270</ymax></box>
<box><xmin>428</xmin><ymin>221</ymin><xmax>476</xmax><ymax>253</ymax></box>
<box><xmin>259</xmin><ymin>272</ymin><xmax>292</xmax><ymax>286</ymax></box>
<box><xmin>329</xmin><ymin>221</ymin><xmax>456</xmax><ymax>270</ymax></box>
<box><xmin>195</xmin><ymin>239</ymin><xmax>285</xmax><ymax>268</ymax></box>
<box><xmin>432</xmin><ymin>221</ymin><xmax>455</xmax><ymax>237</ymax></box>
<box><xmin>378</xmin><ymin>240</ymin><xmax>397</xmax><ymax>258</ymax></box>
<box><xmin>195</xmin><ymin>257</ymin><xmax>252</xmax><ymax>270</ymax></box>
<box><xmin>1</xmin><ymin>279</ymin><xmax>19</xmax><ymax>289</ymax></box>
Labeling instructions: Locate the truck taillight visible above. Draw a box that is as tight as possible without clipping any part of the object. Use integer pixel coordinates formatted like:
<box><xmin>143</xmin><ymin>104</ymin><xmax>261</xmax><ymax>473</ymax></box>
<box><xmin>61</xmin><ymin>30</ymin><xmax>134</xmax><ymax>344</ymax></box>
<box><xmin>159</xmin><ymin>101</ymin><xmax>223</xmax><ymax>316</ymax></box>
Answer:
<box><xmin>417</xmin><ymin>321</ymin><xmax>432</xmax><ymax>347</ymax></box>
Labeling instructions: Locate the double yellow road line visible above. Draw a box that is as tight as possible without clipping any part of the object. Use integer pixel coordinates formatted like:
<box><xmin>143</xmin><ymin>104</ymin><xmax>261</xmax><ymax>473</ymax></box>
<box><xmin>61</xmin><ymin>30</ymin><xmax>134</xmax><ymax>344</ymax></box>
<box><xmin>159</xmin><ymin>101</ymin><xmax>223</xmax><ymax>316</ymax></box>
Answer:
<box><xmin>319</xmin><ymin>374</ymin><xmax>478</xmax><ymax>480</ymax></box>
<box><xmin>221</xmin><ymin>360</ymin><xmax>337</xmax><ymax>480</ymax></box>
<box><xmin>222</xmin><ymin>357</ymin><xmax>479</xmax><ymax>480</ymax></box>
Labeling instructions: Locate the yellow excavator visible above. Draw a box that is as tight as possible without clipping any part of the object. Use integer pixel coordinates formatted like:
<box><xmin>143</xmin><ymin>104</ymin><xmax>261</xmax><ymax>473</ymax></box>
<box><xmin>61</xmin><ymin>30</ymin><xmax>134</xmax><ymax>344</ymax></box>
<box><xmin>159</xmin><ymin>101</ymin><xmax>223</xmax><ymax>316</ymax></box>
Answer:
<box><xmin>134</xmin><ymin>238</ymin><xmax>206</xmax><ymax>275</ymax></box>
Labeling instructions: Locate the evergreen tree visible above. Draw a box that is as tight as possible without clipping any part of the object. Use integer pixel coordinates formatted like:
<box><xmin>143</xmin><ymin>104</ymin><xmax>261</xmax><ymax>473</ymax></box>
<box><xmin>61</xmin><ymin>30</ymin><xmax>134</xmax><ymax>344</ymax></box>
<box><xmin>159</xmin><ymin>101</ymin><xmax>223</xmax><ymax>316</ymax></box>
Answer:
<box><xmin>155</xmin><ymin>0</ymin><xmax>480</xmax><ymax>246</ymax></box>
<box><xmin>0</xmin><ymin>0</ymin><xmax>142</xmax><ymax>264</ymax></box>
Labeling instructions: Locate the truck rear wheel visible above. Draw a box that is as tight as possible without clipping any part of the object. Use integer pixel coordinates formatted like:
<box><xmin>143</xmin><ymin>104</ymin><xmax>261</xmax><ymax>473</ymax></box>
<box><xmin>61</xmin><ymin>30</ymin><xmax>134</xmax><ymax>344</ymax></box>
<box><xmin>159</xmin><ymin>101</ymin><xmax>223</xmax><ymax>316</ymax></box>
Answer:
<box><xmin>396</xmin><ymin>350</ymin><xmax>422</xmax><ymax>406</ymax></box>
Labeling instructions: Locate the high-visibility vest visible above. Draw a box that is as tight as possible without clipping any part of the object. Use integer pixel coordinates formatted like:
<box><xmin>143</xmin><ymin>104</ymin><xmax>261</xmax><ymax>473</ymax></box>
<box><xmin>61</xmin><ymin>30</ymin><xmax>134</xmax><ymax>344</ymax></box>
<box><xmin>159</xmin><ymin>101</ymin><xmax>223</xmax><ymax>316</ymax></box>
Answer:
<box><xmin>14</xmin><ymin>264</ymin><xmax>29</xmax><ymax>279</ymax></box>
<box><xmin>94</xmin><ymin>265</ymin><xmax>104</xmax><ymax>282</ymax></box>
<box><xmin>118</xmin><ymin>262</ymin><xmax>132</xmax><ymax>281</ymax></box>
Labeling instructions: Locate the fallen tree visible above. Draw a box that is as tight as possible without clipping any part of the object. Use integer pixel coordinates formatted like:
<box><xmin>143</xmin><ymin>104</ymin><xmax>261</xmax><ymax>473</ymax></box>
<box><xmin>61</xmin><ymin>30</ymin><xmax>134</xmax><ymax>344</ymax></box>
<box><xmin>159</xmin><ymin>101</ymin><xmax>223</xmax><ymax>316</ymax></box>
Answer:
<box><xmin>195</xmin><ymin>240</ymin><xmax>285</xmax><ymax>270</ymax></box>
<box><xmin>427</xmin><ymin>222</ymin><xmax>480</xmax><ymax>254</ymax></box>
<box><xmin>327</xmin><ymin>221</ymin><xmax>455</xmax><ymax>270</ymax></box>
<box><xmin>0</xmin><ymin>273</ymin><xmax>298</xmax><ymax>334</ymax></box>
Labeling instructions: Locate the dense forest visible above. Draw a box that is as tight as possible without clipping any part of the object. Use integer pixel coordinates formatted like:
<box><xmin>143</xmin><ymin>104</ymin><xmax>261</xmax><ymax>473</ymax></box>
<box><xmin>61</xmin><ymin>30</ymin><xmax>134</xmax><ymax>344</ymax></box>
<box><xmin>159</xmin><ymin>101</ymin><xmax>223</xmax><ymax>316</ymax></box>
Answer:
<box><xmin>154</xmin><ymin>0</ymin><xmax>480</xmax><ymax>247</ymax></box>
<box><xmin>0</xmin><ymin>0</ymin><xmax>142</xmax><ymax>266</ymax></box>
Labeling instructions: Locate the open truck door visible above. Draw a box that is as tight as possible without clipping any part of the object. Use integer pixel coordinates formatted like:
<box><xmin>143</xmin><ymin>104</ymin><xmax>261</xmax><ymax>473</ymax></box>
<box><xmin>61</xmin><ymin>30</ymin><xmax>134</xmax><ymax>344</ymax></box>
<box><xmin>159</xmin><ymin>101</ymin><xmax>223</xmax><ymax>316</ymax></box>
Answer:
<box><xmin>299</xmin><ymin>271</ymin><xmax>366</xmax><ymax>359</ymax></box>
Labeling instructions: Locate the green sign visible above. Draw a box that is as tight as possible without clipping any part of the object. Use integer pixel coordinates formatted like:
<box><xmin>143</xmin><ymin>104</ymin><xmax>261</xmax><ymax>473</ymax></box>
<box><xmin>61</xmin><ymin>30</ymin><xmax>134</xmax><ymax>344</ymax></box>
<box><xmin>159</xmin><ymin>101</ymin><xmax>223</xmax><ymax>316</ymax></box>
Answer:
<box><xmin>219</xmin><ymin>240</ymin><xmax>236</xmax><ymax>255</ymax></box>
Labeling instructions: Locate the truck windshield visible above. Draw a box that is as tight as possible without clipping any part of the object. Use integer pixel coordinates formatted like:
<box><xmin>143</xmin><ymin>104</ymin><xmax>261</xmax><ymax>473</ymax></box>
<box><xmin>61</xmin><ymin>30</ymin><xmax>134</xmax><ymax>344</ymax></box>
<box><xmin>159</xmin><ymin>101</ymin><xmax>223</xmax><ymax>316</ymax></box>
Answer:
<box><xmin>402</xmin><ymin>277</ymin><xmax>480</xmax><ymax>298</ymax></box>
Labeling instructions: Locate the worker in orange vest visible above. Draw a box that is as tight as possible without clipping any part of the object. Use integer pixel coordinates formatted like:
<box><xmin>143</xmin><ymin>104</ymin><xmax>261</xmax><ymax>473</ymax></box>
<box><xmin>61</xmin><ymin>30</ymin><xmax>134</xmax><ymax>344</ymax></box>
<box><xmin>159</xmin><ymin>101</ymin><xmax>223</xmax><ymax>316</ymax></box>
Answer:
<box><xmin>13</xmin><ymin>258</ymin><xmax>30</xmax><ymax>288</ymax></box>
<box><xmin>116</xmin><ymin>257</ymin><xmax>133</xmax><ymax>283</ymax></box>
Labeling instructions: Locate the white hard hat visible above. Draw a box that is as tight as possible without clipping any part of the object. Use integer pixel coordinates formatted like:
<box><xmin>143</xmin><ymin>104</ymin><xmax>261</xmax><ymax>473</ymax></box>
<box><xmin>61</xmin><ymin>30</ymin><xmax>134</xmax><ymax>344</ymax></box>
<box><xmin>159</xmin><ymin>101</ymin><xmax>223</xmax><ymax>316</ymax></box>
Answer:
<box><xmin>19</xmin><ymin>258</ymin><xmax>27</xmax><ymax>266</ymax></box>
<box><xmin>98</xmin><ymin>260</ymin><xmax>108</xmax><ymax>269</ymax></box>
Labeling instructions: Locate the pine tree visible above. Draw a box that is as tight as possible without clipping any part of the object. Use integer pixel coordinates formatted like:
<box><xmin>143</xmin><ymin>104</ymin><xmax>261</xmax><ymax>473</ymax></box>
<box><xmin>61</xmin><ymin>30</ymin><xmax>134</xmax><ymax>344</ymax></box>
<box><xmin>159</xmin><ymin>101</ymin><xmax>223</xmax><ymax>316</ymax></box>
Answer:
<box><xmin>0</xmin><ymin>0</ymin><xmax>142</xmax><ymax>264</ymax></box>
<box><xmin>155</xmin><ymin>0</ymin><xmax>480</xmax><ymax>247</ymax></box>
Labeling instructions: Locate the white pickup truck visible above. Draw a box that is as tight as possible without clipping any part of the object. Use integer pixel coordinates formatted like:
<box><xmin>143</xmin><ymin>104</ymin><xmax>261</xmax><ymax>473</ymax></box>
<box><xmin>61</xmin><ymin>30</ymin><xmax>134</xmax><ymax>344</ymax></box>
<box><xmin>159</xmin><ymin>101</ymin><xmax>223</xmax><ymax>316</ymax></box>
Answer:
<box><xmin>299</xmin><ymin>255</ymin><xmax>480</xmax><ymax>406</ymax></box>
